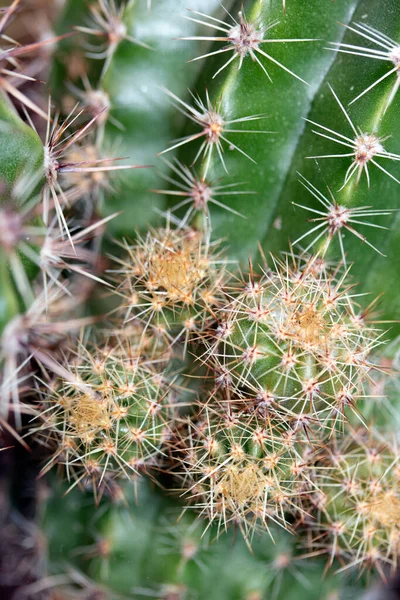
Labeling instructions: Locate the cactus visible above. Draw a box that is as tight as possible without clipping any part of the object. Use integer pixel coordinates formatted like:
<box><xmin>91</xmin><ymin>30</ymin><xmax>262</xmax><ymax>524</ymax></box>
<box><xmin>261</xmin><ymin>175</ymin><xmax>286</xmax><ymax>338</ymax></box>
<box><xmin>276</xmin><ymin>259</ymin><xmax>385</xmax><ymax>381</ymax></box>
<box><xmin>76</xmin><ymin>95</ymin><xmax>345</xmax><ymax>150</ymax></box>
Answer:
<box><xmin>2</xmin><ymin>0</ymin><xmax>400</xmax><ymax>598</ymax></box>
<box><xmin>33</xmin><ymin>335</ymin><xmax>176</xmax><ymax>494</ymax></box>
<box><xmin>170</xmin><ymin>401</ymin><xmax>316</xmax><ymax>543</ymax></box>
<box><xmin>207</xmin><ymin>253</ymin><xmax>381</xmax><ymax>430</ymax></box>
<box><xmin>111</xmin><ymin>224</ymin><xmax>229</xmax><ymax>349</ymax></box>
<box><xmin>304</xmin><ymin>427</ymin><xmax>400</xmax><ymax>576</ymax></box>
<box><xmin>0</xmin><ymin>93</ymin><xmax>43</xmax><ymax>186</ymax></box>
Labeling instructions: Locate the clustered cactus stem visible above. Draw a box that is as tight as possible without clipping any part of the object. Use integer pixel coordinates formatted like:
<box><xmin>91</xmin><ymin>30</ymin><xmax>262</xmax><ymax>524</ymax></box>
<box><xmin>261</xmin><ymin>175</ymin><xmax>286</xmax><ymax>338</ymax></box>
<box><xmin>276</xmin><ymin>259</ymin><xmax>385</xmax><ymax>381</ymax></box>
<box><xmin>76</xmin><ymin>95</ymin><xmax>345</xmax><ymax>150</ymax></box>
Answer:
<box><xmin>1</xmin><ymin>1</ymin><xmax>400</xmax><ymax>598</ymax></box>
<box><xmin>33</xmin><ymin>334</ymin><xmax>176</xmax><ymax>497</ymax></box>
<box><xmin>206</xmin><ymin>253</ymin><xmax>383</xmax><ymax>430</ymax></box>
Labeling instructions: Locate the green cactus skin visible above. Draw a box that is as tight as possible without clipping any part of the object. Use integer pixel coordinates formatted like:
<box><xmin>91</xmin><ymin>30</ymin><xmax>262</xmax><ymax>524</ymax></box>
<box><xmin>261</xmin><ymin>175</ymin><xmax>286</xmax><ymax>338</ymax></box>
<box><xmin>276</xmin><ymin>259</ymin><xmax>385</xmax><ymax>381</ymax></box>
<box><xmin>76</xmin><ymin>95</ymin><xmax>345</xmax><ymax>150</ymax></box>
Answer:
<box><xmin>0</xmin><ymin>93</ymin><xmax>44</xmax><ymax>330</ymax></box>
<box><xmin>0</xmin><ymin>252</ymin><xmax>19</xmax><ymax>333</ymax></box>
<box><xmin>41</xmin><ymin>477</ymin><xmax>369</xmax><ymax>600</ymax></box>
<box><xmin>0</xmin><ymin>92</ymin><xmax>44</xmax><ymax>188</ymax></box>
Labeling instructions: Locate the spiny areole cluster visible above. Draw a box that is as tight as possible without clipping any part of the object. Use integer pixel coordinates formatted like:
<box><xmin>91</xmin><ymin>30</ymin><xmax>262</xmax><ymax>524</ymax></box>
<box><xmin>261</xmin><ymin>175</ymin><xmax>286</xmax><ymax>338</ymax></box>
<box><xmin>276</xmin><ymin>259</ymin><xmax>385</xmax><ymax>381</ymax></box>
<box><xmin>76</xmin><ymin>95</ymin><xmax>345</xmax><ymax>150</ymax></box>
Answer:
<box><xmin>307</xmin><ymin>85</ymin><xmax>400</xmax><ymax>188</ymax></box>
<box><xmin>171</xmin><ymin>401</ymin><xmax>317</xmax><ymax>544</ymax></box>
<box><xmin>42</xmin><ymin>106</ymin><xmax>144</xmax><ymax>242</ymax></box>
<box><xmin>182</xmin><ymin>7</ymin><xmax>315</xmax><ymax>83</ymax></box>
<box><xmin>159</xmin><ymin>87</ymin><xmax>271</xmax><ymax>177</ymax></box>
<box><xmin>304</xmin><ymin>428</ymin><xmax>400</xmax><ymax>578</ymax></box>
<box><xmin>75</xmin><ymin>0</ymin><xmax>149</xmax><ymax>79</ymax></box>
<box><xmin>156</xmin><ymin>513</ymin><xmax>212</xmax><ymax>578</ymax></box>
<box><xmin>330</xmin><ymin>21</ymin><xmax>400</xmax><ymax>112</ymax></box>
<box><xmin>154</xmin><ymin>158</ymin><xmax>250</xmax><ymax>229</ymax></box>
<box><xmin>33</xmin><ymin>336</ymin><xmax>175</xmax><ymax>493</ymax></box>
<box><xmin>110</xmin><ymin>225</ymin><xmax>229</xmax><ymax>351</ymax></box>
<box><xmin>208</xmin><ymin>255</ymin><xmax>382</xmax><ymax>431</ymax></box>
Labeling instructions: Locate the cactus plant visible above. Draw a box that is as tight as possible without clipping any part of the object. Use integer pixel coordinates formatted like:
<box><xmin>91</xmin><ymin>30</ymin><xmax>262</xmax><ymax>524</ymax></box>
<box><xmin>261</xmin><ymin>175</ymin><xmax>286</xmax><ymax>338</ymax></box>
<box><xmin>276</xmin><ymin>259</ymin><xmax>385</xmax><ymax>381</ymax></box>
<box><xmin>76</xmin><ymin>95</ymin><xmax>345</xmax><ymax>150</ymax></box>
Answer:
<box><xmin>169</xmin><ymin>401</ymin><xmax>316</xmax><ymax>543</ymax></box>
<box><xmin>111</xmin><ymin>224</ymin><xmax>229</xmax><ymax>350</ymax></box>
<box><xmin>304</xmin><ymin>426</ymin><xmax>400</xmax><ymax>577</ymax></box>
<box><xmin>206</xmin><ymin>253</ymin><xmax>382</xmax><ymax>430</ymax></box>
<box><xmin>33</xmin><ymin>334</ymin><xmax>176</xmax><ymax>495</ymax></box>
<box><xmin>2</xmin><ymin>0</ymin><xmax>400</xmax><ymax>598</ymax></box>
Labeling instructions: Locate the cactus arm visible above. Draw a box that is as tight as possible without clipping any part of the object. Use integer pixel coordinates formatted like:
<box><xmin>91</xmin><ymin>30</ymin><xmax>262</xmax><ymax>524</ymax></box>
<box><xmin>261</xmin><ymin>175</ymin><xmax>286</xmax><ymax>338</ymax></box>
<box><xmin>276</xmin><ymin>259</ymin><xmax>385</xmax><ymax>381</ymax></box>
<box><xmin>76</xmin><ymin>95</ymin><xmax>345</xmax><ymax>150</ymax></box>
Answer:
<box><xmin>164</xmin><ymin>0</ymin><xmax>360</xmax><ymax>258</ymax></box>
<box><xmin>42</xmin><ymin>479</ymin><xmax>368</xmax><ymax>599</ymax></box>
<box><xmin>52</xmin><ymin>0</ymin><xmax>228</xmax><ymax>235</ymax></box>
<box><xmin>159</xmin><ymin>0</ymin><xmax>400</xmax><ymax>336</ymax></box>
<box><xmin>259</xmin><ymin>0</ymin><xmax>400</xmax><ymax>337</ymax></box>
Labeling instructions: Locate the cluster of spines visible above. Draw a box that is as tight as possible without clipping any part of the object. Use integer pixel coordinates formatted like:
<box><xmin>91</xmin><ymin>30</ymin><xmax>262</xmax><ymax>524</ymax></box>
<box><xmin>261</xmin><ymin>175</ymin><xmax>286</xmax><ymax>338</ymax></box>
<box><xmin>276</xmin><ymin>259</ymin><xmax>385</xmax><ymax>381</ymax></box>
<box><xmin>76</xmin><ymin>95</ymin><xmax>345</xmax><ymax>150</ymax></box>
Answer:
<box><xmin>144</xmin><ymin>6</ymin><xmax>400</xmax><ymax>579</ymax></box>
<box><xmin>206</xmin><ymin>254</ymin><xmax>382</xmax><ymax>430</ymax></box>
<box><xmin>1</xmin><ymin>0</ymin><xmax>399</xmax><ymax>589</ymax></box>
<box><xmin>170</xmin><ymin>399</ymin><xmax>317</xmax><ymax>544</ymax></box>
<box><xmin>302</xmin><ymin>428</ymin><xmax>400</xmax><ymax>578</ymax></box>
<box><xmin>65</xmin><ymin>0</ymin><xmax>399</xmax><ymax>580</ymax></box>
<box><xmin>33</xmin><ymin>334</ymin><xmax>176</xmax><ymax>495</ymax></box>
<box><xmin>110</xmin><ymin>224</ymin><xmax>229</xmax><ymax>352</ymax></box>
<box><xmin>163</xmin><ymin>254</ymin><xmax>389</xmax><ymax>556</ymax></box>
